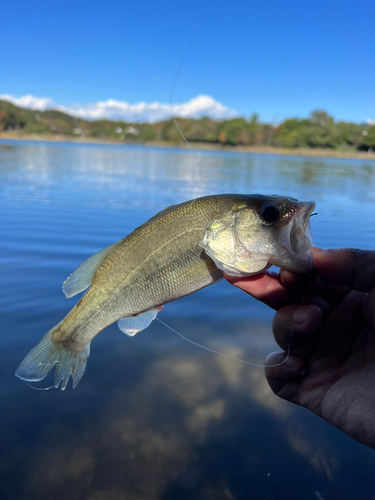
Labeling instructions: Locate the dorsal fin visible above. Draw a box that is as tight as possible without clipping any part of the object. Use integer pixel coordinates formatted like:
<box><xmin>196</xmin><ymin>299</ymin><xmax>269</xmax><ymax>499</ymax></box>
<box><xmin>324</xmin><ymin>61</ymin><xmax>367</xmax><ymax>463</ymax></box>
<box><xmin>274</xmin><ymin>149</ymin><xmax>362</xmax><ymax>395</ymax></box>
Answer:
<box><xmin>62</xmin><ymin>241</ymin><xmax>120</xmax><ymax>298</ymax></box>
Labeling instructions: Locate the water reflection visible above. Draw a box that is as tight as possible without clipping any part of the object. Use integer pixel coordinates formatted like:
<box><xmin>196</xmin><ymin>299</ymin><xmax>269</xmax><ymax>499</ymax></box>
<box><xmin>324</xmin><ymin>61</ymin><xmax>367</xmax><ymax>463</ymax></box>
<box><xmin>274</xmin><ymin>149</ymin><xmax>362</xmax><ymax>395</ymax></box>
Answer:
<box><xmin>2</xmin><ymin>342</ymin><xmax>358</xmax><ymax>500</ymax></box>
<box><xmin>5</xmin><ymin>330</ymin><xmax>373</xmax><ymax>500</ymax></box>
<box><xmin>287</xmin><ymin>432</ymin><xmax>338</xmax><ymax>480</ymax></box>
<box><xmin>1</xmin><ymin>141</ymin><xmax>375</xmax><ymax>210</ymax></box>
<box><xmin>1</xmin><ymin>140</ymin><xmax>375</xmax><ymax>500</ymax></box>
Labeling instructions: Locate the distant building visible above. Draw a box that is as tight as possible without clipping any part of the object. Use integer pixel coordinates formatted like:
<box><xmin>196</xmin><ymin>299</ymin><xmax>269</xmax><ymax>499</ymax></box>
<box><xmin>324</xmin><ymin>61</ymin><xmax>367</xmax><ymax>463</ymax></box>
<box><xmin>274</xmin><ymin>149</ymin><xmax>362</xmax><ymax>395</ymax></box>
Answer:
<box><xmin>124</xmin><ymin>126</ymin><xmax>140</xmax><ymax>136</ymax></box>
<box><xmin>73</xmin><ymin>127</ymin><xmax>84</xmax><ymax>138</ymax></box>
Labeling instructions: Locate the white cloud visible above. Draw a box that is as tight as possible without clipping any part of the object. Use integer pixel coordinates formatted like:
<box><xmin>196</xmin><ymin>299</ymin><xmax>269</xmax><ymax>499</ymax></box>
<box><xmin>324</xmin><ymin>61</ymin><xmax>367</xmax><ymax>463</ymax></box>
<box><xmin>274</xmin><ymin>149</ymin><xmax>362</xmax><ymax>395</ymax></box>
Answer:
<box><xmin>367</xmin><ymin>118</ymin><xmax>375</xmax><ymax>126</ymax></box>
<box><xmin>0</xmin><ymin>93</ymin><xmax>237</xmax><ymax>123</ymax></box>
<box><xmin>0</xmin><ymin>93</ymin><xmax>54</xmax><ymax>110</ymax></box>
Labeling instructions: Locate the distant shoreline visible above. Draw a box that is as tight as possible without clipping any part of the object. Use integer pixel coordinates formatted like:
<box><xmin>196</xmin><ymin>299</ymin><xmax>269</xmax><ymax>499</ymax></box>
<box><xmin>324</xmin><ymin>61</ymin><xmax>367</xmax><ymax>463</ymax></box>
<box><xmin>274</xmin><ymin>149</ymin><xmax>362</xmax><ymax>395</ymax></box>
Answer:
<box><xmin>1</xmin><ymin>132</ymin><xmax>375</xmax><ymax>161</ymax></box>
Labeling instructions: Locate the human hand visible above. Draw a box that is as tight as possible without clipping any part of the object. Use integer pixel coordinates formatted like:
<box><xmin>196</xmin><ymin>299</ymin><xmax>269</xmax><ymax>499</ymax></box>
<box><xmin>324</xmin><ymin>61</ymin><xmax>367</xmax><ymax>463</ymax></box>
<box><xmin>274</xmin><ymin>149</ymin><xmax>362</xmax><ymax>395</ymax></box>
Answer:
<box><xmin>225</xmin><ymin>248</ymin><xmax>375</xmax><ymax>449</ymax></box>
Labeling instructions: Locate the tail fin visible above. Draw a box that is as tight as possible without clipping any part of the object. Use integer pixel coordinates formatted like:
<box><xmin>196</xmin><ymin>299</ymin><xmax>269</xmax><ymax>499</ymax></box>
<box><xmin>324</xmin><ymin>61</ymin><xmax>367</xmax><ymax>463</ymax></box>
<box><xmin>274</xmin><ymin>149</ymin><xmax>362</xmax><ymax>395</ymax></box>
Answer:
<box><xmin>15</xmin><ymin>325</ymin><xmax>90</xmax><ymax>390</ymax></box>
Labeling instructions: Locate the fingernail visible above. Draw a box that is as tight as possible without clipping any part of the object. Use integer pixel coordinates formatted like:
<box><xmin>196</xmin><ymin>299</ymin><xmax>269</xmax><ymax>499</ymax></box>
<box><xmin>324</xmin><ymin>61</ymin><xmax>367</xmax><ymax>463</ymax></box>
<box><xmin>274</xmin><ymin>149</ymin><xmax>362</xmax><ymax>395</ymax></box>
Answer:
<box><xmin>292</xmin><ymin>306</ymin><xmax>312</xmax><ymax>326</ymax></box>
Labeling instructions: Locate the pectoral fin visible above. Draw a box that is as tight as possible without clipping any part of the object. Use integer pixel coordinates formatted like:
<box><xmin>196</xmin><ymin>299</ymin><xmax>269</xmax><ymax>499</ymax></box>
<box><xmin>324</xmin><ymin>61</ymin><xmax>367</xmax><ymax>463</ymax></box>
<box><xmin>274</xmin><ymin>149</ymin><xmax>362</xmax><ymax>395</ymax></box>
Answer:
<box><xmin>118</xmin><ymin>307</ymin><xmax>163</xmax><ymax>336</ymax></box>
<box><xmin>62</xmin><ymin>241</ymin><xmax>120</xmax><ymax>298</ymax></box>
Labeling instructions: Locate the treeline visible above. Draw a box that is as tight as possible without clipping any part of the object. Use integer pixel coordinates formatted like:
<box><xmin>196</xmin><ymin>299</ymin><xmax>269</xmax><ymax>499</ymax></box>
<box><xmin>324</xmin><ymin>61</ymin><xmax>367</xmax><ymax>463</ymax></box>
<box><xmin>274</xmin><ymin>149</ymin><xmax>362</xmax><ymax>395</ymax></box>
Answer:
<box><xmin>0</xmin><ymin>99</ymin><xmax>374</xmax><ymax>151</ymax></box>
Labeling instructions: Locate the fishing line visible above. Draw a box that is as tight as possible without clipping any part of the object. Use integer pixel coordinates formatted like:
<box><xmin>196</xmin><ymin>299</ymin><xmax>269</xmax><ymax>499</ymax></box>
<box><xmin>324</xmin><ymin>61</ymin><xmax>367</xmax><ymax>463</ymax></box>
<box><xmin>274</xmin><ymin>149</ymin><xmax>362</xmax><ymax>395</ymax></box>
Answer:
<box><xmin>156</xmin><ymin>212</ymin><xmax>318</xmax><ymax>371</ymax></box>
<box><xmin>275</xmin><ymin>219</ymin><xmax>318</xmax><ymax>369</ymax></box>
<box><xmin>169</xmin><ymin>36</ymin><xmax>203</xmax><ymax>210</ymax></box>
<box><xmin>157</xmin><ymin>317</ymin><xmax>289</xmax><ymax>368</ymax></box>
<box><xmin>284</xmin><ymin>263</ymin><xmax>319</xmax><ymax>357</ymax></box>
<box><xmin>26</xmin><ymin>381</ymin><xmax>55</xmax><ymax>391</ymax></box>
<box><xmin>157</xmin><ymin>262</ymin><xmax>317</xmax><ymax>370</ymax></box>
<box><xmin>167</xmin><ymin>45</ymin><xmax>318</xmax><ymax>370</ymax></box>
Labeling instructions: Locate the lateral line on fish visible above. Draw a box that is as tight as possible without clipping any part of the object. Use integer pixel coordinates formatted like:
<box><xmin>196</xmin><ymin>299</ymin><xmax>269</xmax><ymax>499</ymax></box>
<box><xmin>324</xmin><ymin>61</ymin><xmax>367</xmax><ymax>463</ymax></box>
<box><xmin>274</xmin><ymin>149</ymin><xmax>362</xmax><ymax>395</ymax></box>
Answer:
<box><xmin>156</xmin><ymin>318</ymin><xmax>289</xmax><ymax>369</ymax></box>
<box><xmin>69</xmin><ymin>227</ymin><xmax>205</xmax><ymax>344</ymax></box>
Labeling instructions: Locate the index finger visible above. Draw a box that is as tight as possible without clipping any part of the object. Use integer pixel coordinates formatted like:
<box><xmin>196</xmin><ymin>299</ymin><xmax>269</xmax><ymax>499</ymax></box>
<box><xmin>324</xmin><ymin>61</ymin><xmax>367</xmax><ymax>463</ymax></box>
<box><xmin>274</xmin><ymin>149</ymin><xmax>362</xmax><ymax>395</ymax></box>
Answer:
<box><xmin>224</xmin><ymin>271</ymin><xmax>303</xmax><ymax>310</ymax></box>
<box><xmin>313</xmin><ymin>248</ymin><xmax>375</xmax><ymax>292</ymax></box>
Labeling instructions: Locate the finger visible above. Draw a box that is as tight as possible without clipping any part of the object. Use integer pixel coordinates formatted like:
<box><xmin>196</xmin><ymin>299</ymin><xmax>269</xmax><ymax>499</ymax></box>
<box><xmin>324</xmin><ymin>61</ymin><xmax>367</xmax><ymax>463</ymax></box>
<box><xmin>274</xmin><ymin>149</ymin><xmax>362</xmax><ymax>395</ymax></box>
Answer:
<box><xmin>363</xmin><ymin>289</ymin><xmax>375</xmax><ymax>328</ymax></box>
<box><xmin>280</xmin><ymin>264</ymin><xmax>351</xmax><ymax>306</ymax></box>
<box><xmin>280</xmin><ymin>267</ymin><xmax>324</xmax><ymax>293</ymax></box>
<box><xmin>265</xmin><ymin>352</ymin><xmax>305</xmax><ymax>403</ymax></box>
<box><xmin>271</xmin><ymin>304</ymin><xmax>323</xmax><ymax>353</ymax></box>
<box><xmin>312</xmin><ymin>290</ymin><xmax>365</xmax><ymax>366</ymax></box>
<box><xmin>224</xmin><ymin>271</ymin><xmax>307</xmax><ymax>311</ymax></box>
<box><xmin>313</xmin><ymin>248</ymin><xmax>375</xmax><ymax>293</ymax></box>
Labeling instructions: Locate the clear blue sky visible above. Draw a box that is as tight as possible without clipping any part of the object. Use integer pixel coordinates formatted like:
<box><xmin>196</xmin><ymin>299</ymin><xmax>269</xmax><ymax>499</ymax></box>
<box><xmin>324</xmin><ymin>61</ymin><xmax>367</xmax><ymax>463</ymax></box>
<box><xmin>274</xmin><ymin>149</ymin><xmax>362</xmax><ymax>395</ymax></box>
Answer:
<box><xmin>1</xmin><ymin>0</ymin><xmax>374</xmax><ymax>122</ymax></box>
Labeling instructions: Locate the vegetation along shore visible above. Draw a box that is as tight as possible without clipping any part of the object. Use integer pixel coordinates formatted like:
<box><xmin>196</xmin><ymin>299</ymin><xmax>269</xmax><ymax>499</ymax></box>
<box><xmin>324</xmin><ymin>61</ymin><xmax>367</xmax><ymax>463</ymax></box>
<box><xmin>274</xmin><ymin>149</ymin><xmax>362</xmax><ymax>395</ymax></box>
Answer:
<box><xmin>1</xmin><ymin>99</ymin><xmax>374</xmax><ymax>160</ymax></box>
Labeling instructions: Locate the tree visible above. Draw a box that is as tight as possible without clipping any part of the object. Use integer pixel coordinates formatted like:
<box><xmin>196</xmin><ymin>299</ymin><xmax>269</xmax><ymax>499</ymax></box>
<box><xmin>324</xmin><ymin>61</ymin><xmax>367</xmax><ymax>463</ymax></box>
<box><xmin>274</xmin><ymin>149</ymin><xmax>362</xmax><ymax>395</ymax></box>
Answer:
<box><xmin>306</xmin><ymin>110</ymin><xmax>339</xmax><ymax>148</ymax></box>
<box><xmin>217</xmin><ymin>118</ymin><xmax>249</xmax><ymax>145</ymax></box>
<box><xmin>274</xmin><ymin>118</ymin><xmax>308</xmax><ymax>148</ymax></box>
<box><xmin>336</xmin><ymin>121</ymin><xmax>363</xmax><ymax>148</ymax></box>
<box><xmin>361</xmin><ymin>126</ymin><xmax>375</xmax><ymax>152</ymax></box>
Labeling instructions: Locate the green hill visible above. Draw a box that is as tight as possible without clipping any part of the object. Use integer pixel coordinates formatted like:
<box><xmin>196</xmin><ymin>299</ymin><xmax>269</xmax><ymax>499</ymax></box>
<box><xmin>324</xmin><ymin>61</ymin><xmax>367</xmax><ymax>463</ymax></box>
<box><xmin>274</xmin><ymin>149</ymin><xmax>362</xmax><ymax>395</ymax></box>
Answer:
<box><xmin>0</xmin><ymin>99</ymin><xmax>373</xmax><ymax>152</ymax></box>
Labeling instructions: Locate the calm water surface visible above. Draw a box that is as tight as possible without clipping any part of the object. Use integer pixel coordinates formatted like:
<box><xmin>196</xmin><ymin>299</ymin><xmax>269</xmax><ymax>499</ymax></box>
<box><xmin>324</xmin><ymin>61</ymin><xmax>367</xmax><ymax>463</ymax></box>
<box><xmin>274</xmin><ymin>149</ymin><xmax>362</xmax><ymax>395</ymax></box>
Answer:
<box><xmin>1</xmin><ymin>140</ymin><xmax>375</xmax><ymax>500</ymax></box>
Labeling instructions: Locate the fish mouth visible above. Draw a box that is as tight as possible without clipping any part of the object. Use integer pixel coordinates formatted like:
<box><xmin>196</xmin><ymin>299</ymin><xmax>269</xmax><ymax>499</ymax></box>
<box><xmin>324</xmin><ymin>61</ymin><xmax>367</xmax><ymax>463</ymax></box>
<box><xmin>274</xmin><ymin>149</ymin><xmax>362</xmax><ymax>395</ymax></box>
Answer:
<box><xmin>291</xmin><ymin>201</ymin><xmax>315</xmax><ymax>251</ymax></box>
<box><xmin>271</xmin><ymin>201</ymin><xmax>316</xmax><ymax>273</ymax></box>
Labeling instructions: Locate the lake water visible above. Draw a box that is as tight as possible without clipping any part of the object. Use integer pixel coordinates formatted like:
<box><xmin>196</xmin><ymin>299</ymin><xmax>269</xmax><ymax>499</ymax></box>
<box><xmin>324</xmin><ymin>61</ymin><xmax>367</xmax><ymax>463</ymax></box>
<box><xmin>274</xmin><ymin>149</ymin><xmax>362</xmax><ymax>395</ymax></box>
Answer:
<box><xmin>1</xmin><ymin>140</ymin><xmax>375</xmax><ymax>500</ymax></box>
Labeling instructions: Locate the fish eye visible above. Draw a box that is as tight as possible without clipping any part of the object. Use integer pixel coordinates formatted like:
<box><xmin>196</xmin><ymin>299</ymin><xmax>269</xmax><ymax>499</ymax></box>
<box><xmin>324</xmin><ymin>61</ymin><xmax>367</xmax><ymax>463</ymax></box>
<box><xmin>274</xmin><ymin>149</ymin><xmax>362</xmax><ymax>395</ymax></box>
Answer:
<box><xmin>261</xmin><ymin>204</ymin><xmax>280</xmax><ymax>222</ymax></box>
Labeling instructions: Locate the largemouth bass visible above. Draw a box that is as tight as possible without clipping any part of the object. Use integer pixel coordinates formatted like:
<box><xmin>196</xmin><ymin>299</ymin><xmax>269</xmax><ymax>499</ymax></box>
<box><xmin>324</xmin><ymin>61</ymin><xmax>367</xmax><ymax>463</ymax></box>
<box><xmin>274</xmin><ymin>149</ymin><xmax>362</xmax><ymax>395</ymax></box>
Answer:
<box><xmin>16</xmin><ymin>194</ymin><xmax>315</xmax><ymax>390</ymax></box>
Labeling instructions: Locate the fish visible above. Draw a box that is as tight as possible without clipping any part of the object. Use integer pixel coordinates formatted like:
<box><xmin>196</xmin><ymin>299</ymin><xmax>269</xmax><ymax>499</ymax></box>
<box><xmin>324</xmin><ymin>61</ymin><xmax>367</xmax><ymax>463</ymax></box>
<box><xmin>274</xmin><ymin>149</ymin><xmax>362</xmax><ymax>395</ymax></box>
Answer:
<box><xmin>15</xmin><ymin>194</ymin><xmax>315</xmax><ymax>390</ymax></box>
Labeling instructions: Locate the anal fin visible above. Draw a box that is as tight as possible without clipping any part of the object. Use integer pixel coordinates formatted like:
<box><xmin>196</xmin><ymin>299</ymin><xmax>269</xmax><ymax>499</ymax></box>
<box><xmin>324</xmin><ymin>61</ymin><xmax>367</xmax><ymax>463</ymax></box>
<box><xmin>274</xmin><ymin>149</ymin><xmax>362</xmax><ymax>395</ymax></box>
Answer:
<box><xmin>118</xmin><ymin>306</ymin><xmax>163</xmax><ymax>336</ymax></box>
